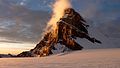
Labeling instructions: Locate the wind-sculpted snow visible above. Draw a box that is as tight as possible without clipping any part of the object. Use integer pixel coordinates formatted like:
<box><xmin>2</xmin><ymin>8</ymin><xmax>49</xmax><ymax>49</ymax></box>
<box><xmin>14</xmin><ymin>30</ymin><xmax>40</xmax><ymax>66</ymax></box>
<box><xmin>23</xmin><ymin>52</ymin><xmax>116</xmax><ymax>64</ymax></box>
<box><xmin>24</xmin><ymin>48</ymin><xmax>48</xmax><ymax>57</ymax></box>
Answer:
<box><xmin>0</xmin><ymin>49</ymin><xmax>120</xmax><ymax>68</ymax></box>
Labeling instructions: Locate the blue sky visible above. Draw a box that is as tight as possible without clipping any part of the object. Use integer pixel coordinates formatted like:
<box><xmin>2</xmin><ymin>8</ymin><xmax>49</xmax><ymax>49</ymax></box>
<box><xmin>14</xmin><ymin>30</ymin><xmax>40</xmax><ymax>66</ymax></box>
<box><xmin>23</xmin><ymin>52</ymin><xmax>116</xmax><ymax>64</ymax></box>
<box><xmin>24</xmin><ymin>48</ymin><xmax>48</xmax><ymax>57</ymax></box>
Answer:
<box><xmin>0</xmin><ymin>0</ymin><xmax>120</xmax><ymax>54</ymax></box>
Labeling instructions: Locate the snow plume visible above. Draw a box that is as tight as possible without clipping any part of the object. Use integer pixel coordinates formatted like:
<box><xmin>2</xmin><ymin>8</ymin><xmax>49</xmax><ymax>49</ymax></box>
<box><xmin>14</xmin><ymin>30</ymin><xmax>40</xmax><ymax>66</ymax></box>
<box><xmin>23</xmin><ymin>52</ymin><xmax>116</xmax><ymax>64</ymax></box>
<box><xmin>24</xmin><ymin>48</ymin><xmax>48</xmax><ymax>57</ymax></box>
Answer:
<box><xmin>45</xmin><ymin>0</ymin><xmax>72</xmax><ymax>33</ymax></box>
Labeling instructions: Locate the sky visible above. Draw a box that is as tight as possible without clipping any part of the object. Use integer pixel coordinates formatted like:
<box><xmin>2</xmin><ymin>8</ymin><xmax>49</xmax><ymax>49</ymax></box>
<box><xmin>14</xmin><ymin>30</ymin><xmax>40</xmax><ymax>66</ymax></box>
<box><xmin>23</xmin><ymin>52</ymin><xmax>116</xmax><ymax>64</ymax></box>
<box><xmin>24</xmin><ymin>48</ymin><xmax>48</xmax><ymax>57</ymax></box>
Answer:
<box><xmin>0</xmin><ymin>0</ymin><xmax>120</xmax><ymax>54</ymax></box>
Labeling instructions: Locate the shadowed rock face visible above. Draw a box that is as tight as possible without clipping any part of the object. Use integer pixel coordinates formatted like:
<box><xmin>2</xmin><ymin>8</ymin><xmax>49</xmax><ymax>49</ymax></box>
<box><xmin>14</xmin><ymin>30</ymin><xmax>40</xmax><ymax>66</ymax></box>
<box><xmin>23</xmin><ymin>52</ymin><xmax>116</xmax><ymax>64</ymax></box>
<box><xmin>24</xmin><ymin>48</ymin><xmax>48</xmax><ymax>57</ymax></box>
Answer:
<box><xmin>17</xmin><ymin>8</ymin><xmax>101</xmax><ymax>57</ymax></box>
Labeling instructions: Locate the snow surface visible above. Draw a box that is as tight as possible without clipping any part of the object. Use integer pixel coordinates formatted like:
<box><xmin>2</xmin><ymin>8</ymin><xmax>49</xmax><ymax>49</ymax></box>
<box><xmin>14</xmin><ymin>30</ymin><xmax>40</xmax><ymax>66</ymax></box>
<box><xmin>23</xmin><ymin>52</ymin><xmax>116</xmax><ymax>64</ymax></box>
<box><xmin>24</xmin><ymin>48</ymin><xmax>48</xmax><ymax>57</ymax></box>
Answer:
<box><xmin>0</xmin><ymin>48</ymin><xmax>120</xmax><ymax>68</ymax></box>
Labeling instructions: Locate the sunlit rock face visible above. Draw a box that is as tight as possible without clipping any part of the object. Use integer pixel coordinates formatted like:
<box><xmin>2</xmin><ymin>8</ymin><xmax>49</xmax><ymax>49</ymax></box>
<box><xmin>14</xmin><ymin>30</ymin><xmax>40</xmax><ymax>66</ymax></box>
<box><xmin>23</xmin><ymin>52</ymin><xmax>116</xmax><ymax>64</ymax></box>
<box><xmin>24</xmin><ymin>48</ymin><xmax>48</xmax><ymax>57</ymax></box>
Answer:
<box><xmin>17</xmin><ymin>8</ymin><xmax>101</xmax><ymax>57</ymax></box>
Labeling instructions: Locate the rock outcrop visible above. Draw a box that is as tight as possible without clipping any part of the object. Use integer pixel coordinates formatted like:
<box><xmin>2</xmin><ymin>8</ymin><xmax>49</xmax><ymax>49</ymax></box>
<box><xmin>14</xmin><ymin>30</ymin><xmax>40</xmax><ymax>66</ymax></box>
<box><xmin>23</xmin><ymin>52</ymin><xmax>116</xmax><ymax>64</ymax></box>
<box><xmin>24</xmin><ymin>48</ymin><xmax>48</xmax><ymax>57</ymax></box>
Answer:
<box><xmin>17</xmin><ymin>8</ymin><xmax>101</xmax><ymax>57</ymax></box>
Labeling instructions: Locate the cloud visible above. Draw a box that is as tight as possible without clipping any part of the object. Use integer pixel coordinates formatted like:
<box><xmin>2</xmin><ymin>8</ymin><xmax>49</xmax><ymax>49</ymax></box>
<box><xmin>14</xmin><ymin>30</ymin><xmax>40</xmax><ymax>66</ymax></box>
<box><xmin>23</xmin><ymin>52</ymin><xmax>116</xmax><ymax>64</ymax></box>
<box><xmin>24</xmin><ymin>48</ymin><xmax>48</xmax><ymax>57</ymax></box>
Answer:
<box><xmin>0</xmin><ymin>2</ymin><xmax>50</xmax><ymax>43</ymax></box>
<box><xmin>72</xmin><ymin>0</ymin><xmax>120</xmax><ymax>30</ymax></box>
<box><xmin>0</xmin><ymin>39</ymin><xmax>23</xmax><ymax>43</ymax></box>
<box><xmin>0</xmin><ymin>0</ymin><xmax>120</xmax><ymax>48</ymax></box>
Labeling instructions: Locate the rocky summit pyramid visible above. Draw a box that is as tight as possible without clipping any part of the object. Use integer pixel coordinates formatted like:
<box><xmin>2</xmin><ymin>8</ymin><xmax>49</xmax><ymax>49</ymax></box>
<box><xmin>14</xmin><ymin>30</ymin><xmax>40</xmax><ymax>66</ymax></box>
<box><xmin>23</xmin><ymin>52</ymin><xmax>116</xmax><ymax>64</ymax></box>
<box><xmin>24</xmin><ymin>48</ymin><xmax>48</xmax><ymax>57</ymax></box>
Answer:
<box><xmin>17</xmin><ymin>8</ymin><xmax>101</xmax><ymax>57</ymax></box>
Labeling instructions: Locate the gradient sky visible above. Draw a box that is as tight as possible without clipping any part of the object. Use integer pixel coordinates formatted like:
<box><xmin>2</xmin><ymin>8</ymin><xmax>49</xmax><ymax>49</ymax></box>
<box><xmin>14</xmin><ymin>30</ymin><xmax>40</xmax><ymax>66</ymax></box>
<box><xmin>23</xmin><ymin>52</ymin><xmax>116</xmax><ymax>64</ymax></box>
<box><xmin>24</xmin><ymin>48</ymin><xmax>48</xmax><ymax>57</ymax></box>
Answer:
<box><xmin>0</xmin><ymin>0</ymin><xmax>120</xmax><ymax>54</ymax></box>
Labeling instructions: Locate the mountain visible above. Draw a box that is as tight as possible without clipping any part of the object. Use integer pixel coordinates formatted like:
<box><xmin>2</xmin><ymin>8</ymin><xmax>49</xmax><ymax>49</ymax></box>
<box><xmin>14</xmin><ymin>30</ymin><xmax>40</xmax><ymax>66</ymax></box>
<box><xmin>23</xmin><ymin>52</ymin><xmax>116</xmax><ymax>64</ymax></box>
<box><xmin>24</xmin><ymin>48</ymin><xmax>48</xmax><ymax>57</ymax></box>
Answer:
<box><xmin>17</xmin><ymin>8</ymin><xmax>102</xmax><ymax>57</ymax></box>
<box><xmin>0</xmin><ymin>54</ymin><xmax>12</xmax><ymax>58</ymax></box>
